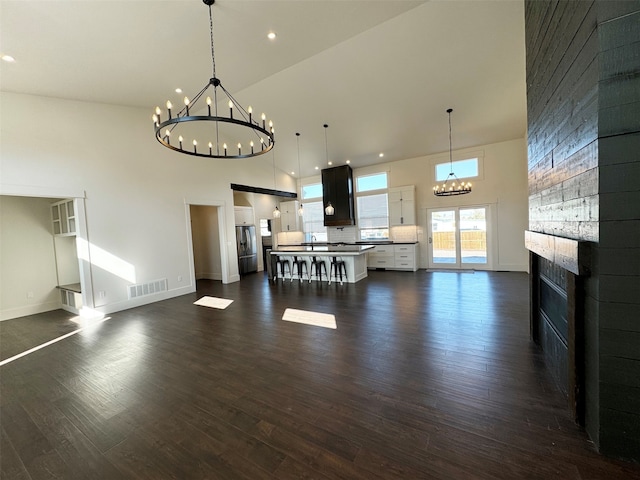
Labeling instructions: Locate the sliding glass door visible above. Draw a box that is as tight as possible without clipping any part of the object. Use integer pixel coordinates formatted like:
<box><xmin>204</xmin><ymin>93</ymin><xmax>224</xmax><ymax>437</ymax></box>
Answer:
<box><xmin>427</xmin><ymin>206</ymin><xmax>490</xmax><ymax>269</ymax></box>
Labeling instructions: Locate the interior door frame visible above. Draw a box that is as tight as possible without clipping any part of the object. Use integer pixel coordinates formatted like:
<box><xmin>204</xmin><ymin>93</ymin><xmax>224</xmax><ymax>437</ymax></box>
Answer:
<box><xmin>427</xmin><ymin>203</ymin><xmax>495</xmax><ymax>270</ymax></box>
<box><xmin>184</xmin><ymin>199</ymin><xmax>231</xmax><ymax>285</ymax></box>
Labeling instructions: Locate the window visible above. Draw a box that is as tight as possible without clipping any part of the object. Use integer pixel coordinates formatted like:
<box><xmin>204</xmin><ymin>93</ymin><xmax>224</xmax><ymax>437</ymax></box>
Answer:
<box><xmin>300</xmin><ymin>182</ymin><xmax>327</xmax><ymax>241</ymax></box>
<box><xmin>356</xmin><ymin>172</ymin><xmax>389</xmax><ymax>240</ymax></box>
<box><xmin>356</xmin><ymin>172</ymin><xmax>388</xmax><ymax>192</ymax></box>
<box><xmin>259</xmin><ymin>218</ymin><xmax>271</xmax><ymax>236</ymax></box>
<box><xmin>435</xmin><ymin>158</ymin><xmax>479</xmax><ymax>182</ymax></box>
<box><xmin>302</xmin><ymin>183</ymin><xmax>323</xmax><ymax>199</ymax></box>
<box><xmin>301</xmin><ymin>201</ymin><xmax>327</xmax><ymax>242</ymax></box>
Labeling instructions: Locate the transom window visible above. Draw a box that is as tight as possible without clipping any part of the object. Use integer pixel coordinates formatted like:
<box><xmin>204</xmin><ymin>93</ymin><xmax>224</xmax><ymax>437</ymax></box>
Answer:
<box><xmin>356</xmin><ymin>172</ymin><xmax>388</xmax><ymax>192</ymax></box>
<box><xmin>435</xmin><ymin>158</ymin><xmax>479</xmax><ymax>182</ymax></box>
<box><xmin>301</xmin><ymin>183</ymin><xmax>323</xmax><ymax>199</ymax></box>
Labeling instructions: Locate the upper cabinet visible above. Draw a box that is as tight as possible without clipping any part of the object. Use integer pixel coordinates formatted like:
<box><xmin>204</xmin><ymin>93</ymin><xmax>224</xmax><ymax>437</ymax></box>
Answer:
<box><xmin>322</xmin><ymin>165</ymin><xmax>355</xmax><ymax>226</ymax></box>
<box><xmin>234</xmin><ymin>206</ymin><xmax>254</xmax><ymax>225</ymax></box>
<box><xmin>388</xmin><ymin>185</ymin><xmax>415</xmax><ymax>226</ymax></box>
<box><xmin>51</xmin><ymin>199</ymin><xmax>76</xmax><ymax>236</ymax></box>
<box><xmin>279</xmin><ymin>201</ymin><xmax>300</xmax><ymax>232</ymax></box>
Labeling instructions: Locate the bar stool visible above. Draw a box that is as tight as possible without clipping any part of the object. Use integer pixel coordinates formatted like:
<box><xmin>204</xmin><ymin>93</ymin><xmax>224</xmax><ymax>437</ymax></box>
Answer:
<box><xmin>309</xmin><ymin>256</ymin><xmax>328</xmax><ymax>283</ymax></box>
<box><xmin>274</xmin><ymin>256</ymin><xmax>291</xmax><ymax>283</ymax></box>
<box><xmin>291</xmin><ymin>256</ymin><xmax>309</xmax><ymax>283</ymax></box>
<box><xmin>329</xmin><ymin>256</ymin><xmax>347</xmax><ymax>285</ymax></box>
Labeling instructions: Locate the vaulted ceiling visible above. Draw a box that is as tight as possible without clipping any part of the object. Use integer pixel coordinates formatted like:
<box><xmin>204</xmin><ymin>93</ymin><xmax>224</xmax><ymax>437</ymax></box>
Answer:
<box><xmin>0</xmin><ymin>0</ymin><xmax>526</xmax><ymax>179</ymax></box>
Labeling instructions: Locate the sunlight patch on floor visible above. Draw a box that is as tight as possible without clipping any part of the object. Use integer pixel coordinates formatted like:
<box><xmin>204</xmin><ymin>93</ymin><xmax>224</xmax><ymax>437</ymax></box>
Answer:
<box><xmin>282</xmin><ymin>308</ymin><xmax>337</xmax><ymax>329</ymax></box>
<box><xmin>194</xmin><ymin>296</ymin><xmax>234</xmax><ymax>309</ymax></box>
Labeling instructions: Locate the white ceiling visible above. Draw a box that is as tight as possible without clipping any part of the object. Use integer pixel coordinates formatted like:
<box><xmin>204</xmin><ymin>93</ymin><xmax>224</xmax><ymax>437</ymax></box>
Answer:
<box><xmin>0</xmin><ymin>0</ymin><xmax>526</xmax><ymax>180</ymax></box>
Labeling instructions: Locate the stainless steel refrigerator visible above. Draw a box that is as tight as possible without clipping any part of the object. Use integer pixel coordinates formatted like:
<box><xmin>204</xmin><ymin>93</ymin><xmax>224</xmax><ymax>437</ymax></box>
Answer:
<box><xmin>235</xmin><ymin>225</ymin><xmax>258</xmax><ymax>275</ymax></box>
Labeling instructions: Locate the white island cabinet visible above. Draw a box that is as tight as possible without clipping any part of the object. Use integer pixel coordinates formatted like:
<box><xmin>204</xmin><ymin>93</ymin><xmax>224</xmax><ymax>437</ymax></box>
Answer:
<box><xmin>270</xmin><ymin>245</ymin><xmax>373</xmax><ymax>283</ymax></box>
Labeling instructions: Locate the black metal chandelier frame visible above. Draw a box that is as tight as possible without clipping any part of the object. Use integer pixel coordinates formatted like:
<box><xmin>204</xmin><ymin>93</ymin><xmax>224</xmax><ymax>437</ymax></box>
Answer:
<box><xmin>433</xmin><ymin>108</ymin><xmax>472</xmax><ymax>197</ymax></box>
<box><xmin>152</xmin><ymin>0</ymin><xmax>275</xmax><ymax>159</ymax></box>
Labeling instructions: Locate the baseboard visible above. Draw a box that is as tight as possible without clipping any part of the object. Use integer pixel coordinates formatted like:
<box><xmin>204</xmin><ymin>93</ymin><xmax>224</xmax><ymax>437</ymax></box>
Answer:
<box><xmin>0</xmin><ymin>301</ymin><xmax>62</xmax><ymax>321</ymax></box>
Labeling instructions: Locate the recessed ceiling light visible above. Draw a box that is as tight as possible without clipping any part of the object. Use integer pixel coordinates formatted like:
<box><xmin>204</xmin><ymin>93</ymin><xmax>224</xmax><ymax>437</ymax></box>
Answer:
<box><xmin>291</xmin><ymin>171</ymin><xmax>295</xmax><ymax>175</ymax></box>
<box><xmin>315</xmin><ymin>166</ymin><xmax>319</xmax><ymax>170</ymax></box>
<box><xmin>379</xmin><ymin>153</ymin><xmax>384</xmax><ymax>158</ymax></box>
<box><xmin>346</xmin><ymin>160</ymin><xmax>351</xmax><ymax>164</ymax></box>
<box><xmin>267</xmin><ymin>32</ymin><xmax>277</xmax><ymax>40</ymax></box>
<box><xmin>175</xmin><ymin>88</ymin><xmax>182</xmax><ymax>93</ymax></box>
<box><xmin>1</xmin><ymin>54</ymin><xmax>16</xmax><ymax>63</ymax></box>
<box><xmin>328</xmin><ymin>161</ymin><xmax>333</xmax><ymax>166</ymax></box>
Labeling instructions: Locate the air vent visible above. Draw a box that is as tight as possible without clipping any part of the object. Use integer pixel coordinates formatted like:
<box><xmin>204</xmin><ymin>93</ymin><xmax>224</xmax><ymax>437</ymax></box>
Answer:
<box><xmin>128</xmin><ymin>278</ymin><xmax>167</xmax><ymax>299</ymax></box>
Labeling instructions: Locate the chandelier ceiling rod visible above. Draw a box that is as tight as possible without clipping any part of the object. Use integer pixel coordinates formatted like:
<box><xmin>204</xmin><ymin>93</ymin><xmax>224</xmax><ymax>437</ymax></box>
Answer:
<box><xmin>433</xmin><ymin>108</ymin><xmax>472</xmax><ymax>196</ymax></box>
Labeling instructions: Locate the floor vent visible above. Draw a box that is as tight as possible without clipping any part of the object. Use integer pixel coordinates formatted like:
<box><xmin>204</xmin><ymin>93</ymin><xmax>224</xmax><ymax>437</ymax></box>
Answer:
<box><xmin>128</xmin><ymin>278</ymin><xmax>167</xmax><ymax>299</ymax></box>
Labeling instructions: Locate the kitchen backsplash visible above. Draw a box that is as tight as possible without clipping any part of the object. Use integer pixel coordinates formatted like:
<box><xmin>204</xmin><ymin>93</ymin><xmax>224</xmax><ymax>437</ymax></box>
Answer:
<box><xmin>390</xmin><ymin>225</ymin><xmax>418</xmax><ymax>243</ymax></box>
<box><xmin>327</xmin><ymin>226</ymin><xmax>357</xmax><ymax>244</ymax></box>
<box><xmin>275</xmin><ymin>231</ymin><xmax>304</xmax><ymax>247</ymax></box>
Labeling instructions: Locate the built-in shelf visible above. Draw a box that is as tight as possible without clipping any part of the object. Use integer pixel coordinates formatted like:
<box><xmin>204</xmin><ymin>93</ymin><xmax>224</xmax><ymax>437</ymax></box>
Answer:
<box><xmin>56</xmin><ymin>283</ymin><xmax>82</xmax><ymax>314</ymax></box>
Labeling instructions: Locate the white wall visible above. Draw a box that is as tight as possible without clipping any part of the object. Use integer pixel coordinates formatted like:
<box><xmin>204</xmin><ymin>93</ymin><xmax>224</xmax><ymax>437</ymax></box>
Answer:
<box><xmin>0</xmin><ymin>92</ymin><xmax>296</xmax><ymax>316</ymax></box>
<box><xmin>372</xmin><ymin>138</ymin><xmax>529</xmax><ymax>270</ymax></box>
<box><xmin>0</xmin><ymin>196</ymin><xmax>61</xmax><ymax>320</ymax></box>
<box><xmin>53</xmin><ymin>236</ymin><xmax>80</xmax><ymax>285</ymax></box>
<box><xmin>300</xmin><ymin>138</ymin><xmax>529</xmax><ymax>271</ymax></box>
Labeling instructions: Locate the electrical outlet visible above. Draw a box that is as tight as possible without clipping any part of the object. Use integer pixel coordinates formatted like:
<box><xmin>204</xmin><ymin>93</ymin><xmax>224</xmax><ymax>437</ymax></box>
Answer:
<box><xmin>27</xmin><ymin>291</ymin><xmax>34</xmax><ymax>299</ymax></box>
<box><xmin>177</xmin><ymin>275</ymin><xmax>183</xmax><ymax>282</ymax></box>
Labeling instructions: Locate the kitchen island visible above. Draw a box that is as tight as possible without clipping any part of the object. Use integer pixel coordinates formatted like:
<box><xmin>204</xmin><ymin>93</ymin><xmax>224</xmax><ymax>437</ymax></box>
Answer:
<box><xmin>270</xmin><ymin>244</ymin><xmax>374</xmax><ymax>283</ymax></box>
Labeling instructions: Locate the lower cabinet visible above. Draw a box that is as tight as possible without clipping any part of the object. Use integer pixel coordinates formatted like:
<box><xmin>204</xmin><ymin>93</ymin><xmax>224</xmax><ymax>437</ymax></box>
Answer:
<box><xmin>367</xmin><ymin>244</ymin><xmax>417</xmax><ymax>271</ymax></box>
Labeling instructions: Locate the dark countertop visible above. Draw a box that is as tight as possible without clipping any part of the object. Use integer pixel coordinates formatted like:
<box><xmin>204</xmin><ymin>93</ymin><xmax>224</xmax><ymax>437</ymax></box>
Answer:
<box><xmin>270</xmin><ymin>245</ymin><xmax>375</xmax><ymax>255</ymax></box>
<box><xmin>287</xmin><ymin>241</ymin><xmax>417</xmax><ymax>247</ymax></box>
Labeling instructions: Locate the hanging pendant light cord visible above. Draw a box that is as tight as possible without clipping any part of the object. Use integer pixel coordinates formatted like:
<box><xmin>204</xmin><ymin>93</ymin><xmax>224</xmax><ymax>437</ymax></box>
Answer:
<box><xmin>296</xmin><ymin>133</ymin><xmax>301</xmax><ymax>175</ymax></box>
<box><xmin>273</xmin><ymin>152</ymin><xmax>277</xmax><ymax>190</ymax></box>
<box><xmin>324</xmin><ymin>124</ymin><xmax>329</xmax><ymax>165</ymax></box>
<box><xmin>208</xmin><ymin>4</ymin><xmax>217</xmax><ymax>79</ymax></box>
<box><xmin>448</xmin><ymin>108</ymin><xmax>453</xmax><ymax>174</ymax></box>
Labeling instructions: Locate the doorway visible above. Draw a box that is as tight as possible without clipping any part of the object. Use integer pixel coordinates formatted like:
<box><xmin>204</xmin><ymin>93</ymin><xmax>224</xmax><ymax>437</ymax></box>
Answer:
<box><xmin>427</xmin><ymin>205</ymin><xmax>492</xmax><ymax>270</ymax></box>
<box><xmin>187</xmin><ymin>203</ymin><xmax>229</xmax><ymax>285</ymax></box>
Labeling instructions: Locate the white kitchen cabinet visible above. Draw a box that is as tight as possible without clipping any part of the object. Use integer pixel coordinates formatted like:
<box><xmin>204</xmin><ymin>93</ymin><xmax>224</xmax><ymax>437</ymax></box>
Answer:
<box><xmin>279</xmin><ymin>201</ymin><xmax>300</xmax><ymax>232</ymax></box>
<box><xmin>366</xmin><ymin>244</ymin><xmax>394</xmax><ymax>269</ymax></box>
<box><xmin>234</xmin><ymin>206</ymin><xmax>254</xmax><ymax>225</ymax></box>
<box><xmin>51</xmin><ymin>199</ymin><xmax>76</xmax><ymax>236</ymax></box>
<box><xmin>388</xmin><ymin>186</ymin><xmax>415</xmax><ymax>226</ymax></box>
<box><xmin>393</xmin><ymin>244</ymin><xmax>418</xmax><ymax>271</ymax></box>
<box><xmin>367</xmin><ymin>243</ymin><xmax>418</xmax><ymax>271</ymax></box>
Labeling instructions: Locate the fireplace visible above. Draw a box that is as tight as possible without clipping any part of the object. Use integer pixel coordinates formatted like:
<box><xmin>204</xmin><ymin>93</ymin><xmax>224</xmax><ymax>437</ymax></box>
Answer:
<box><xmin>526</xmin><ymin>231</ymin><xmax>590</xmax><ymax>424</ymax></box>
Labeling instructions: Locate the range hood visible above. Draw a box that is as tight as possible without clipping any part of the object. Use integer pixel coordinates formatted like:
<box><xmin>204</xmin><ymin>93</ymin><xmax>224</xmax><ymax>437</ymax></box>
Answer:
<box><xmin>321</xmin><ymin>165</ymin><xmax>355</xmax><ymax>226</ymax></box>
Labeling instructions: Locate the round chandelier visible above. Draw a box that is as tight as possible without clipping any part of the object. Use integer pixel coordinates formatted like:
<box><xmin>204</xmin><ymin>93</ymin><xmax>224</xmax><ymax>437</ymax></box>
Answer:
<box><xmin>433</xmin><ymin>108</ymin><xmax>472</xmax><ymax>196</ymax></box>
<box><xmin>152</xmin><ymin>0</ymin><xmax>275</xmax><ymax>159</ymax></box>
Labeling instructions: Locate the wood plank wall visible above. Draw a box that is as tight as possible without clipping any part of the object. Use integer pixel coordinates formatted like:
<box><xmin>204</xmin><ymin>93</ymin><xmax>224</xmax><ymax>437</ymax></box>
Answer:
<box><xmin>526</xmin><ymin>0</ymin><xmax>599</xmax><ymax>242</ymax></box>
<box><xmin>595</xmin><ymin>1</ymin><xmax>640</xmax><ymax>461</ymax></box>
<box><xmin>526</xmin><ymin>0</ymin><xmax>640</xmax><ymax>462</ymax></box>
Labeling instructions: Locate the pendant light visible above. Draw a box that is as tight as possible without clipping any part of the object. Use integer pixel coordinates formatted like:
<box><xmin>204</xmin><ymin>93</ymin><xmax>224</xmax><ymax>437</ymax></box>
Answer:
<box><xmin>272</xmin><ymin>152</ymin><xmax>281</xmax><ymax>218</ymax></box>
<box><xmin>433</xmin><ymin>108</ymin><xmax>472</xmax><ymax>196</ymax></box>
<box><xmin>296</xmin><ymin>132</ymin><xmax>304</xmax><ymax>217</ymax></box>
<box><xmin>323</xmin><ymin>124</ymin><xmax>335</xmax><ymax>216</ymax></box>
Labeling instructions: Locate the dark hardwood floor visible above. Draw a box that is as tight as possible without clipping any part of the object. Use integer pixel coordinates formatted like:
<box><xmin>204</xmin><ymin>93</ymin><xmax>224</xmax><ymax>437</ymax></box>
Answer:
<box><xmin>1</xmin><ymin>270</ymin><xmax>639</xmax><ymax>479</ymax></box>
